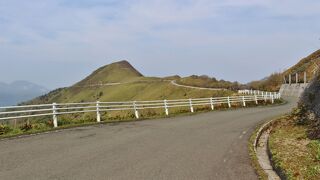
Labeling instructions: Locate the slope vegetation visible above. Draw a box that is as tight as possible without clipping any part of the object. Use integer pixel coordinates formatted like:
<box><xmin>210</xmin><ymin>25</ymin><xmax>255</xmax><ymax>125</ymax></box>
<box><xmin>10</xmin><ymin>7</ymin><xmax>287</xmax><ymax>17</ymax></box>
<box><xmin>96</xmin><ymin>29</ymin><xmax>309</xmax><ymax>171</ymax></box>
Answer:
<box><xmin>284</xmin><ymin>49</ymin><xmax>320</xmax><ymax>80</ymax></box>
<box><xmin>27</xmin><ymin>61</ymin><xmax>234</xmax><ymax>105</ymax></box>
<box><xmin>176</xmin><ymin>75</ymin><xmax>241</xmax><ymax>90</ymax></box>
<box><xmin>248</xmin><ymin>49</ymin><xmax>320</xmax><ymax>91</ymax></box>
<box><xmin>74</xmin><ymin>60</ymin><xmax>143</xmax><ymax>86</ymax></box>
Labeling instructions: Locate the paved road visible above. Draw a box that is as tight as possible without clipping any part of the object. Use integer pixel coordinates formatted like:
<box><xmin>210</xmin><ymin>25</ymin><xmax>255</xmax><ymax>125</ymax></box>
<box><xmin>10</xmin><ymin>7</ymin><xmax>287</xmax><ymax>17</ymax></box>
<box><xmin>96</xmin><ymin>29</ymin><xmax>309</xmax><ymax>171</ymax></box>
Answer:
<box><xmin>0</xmin><ymin>98</ymin><xmax>297</xmax><ymax>180</ymax></box>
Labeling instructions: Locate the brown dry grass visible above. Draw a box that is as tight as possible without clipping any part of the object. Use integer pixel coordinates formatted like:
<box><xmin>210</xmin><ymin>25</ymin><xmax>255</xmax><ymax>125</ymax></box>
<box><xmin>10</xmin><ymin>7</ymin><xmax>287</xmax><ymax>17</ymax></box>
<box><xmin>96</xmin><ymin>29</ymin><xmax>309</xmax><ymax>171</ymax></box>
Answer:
<box><xmin>269</xmin><ymin>116</ymin><xmax>320</xmax><ymax>180</ymax></box>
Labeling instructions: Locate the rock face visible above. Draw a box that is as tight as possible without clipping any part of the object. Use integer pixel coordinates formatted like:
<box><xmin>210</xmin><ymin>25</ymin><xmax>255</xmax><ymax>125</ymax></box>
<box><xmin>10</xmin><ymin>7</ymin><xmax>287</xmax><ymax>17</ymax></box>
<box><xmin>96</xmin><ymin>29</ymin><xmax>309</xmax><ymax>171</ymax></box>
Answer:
<box><xmin>299</xmin><ymin>73</ymin><xmax>320</xmax><ymax>138</ymax></box>
<box><xmin>300</xmin><ymin>74</ymin><xmax>320</xmax><ymax>117</ymax></box>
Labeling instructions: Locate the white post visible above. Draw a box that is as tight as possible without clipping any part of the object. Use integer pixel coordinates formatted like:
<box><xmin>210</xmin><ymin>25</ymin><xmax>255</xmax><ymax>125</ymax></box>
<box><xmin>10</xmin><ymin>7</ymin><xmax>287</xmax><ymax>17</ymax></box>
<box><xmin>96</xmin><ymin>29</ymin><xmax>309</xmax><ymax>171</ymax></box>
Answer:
<box><xmin>52</xmin><ymin>103</ymin><xmax>58</xmax><ymax>128</ymax></box>
<box><xmin>242</xmin><ymin>96</ymin><xmax>246</xmax><ymax>107</ymax></box>
<box><xmin>210</xmin><ymin>97</ymin><xmax>214</xmax><ymax>110</ymax></box>
<box><xmin>164</xmin><ymin>99</ymin><xmax>169</xmax><ymax>116</ymax></box>
<box><xmin>254</xmin><ymin>95</ymin><xmax>258</xmax><ymax>104</ymax></box>
<box><xmin>264</xmin><ymin>94</ymin><xmax>267</xmax><ymax>102</ymax></box>
<box><xmin>304</xmin><ymin>72</ymin><xmax>307</xmax><ymax>84</ymax></box>
<box><xmin>189</xmin><ymin>99</ymin><xmax>194</xmax><ymax>113</ymax></box>
<box><xmin>227</xmin><ymin>96</ymin><xmax>231</xmax><ymax>108</ymax></box>
<box><xmin>96</xmin><ymin>101</ymin><xmax>101</xmax><ymax>122</ymax></box>
<box><xmin>271</xmin><ymin>95</ymin><xmax>274</xmax><ymax>104</ymax></box>
<box><xmin>133</xmin><ymin>101</ymin><xmax>139</xmax><ymax>119</ymax></box>
<box><xmin>289</xmin><ymin>74</ymin><xmax>292</xmax><ymax>85</ymax></box>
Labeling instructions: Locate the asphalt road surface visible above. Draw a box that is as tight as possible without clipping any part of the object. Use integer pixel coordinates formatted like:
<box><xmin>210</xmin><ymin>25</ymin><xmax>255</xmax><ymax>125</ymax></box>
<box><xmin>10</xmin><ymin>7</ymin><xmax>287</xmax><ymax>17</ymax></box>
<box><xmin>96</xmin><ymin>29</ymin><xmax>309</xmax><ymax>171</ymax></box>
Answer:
<box><xmin>0</xmin><ymin>98</ymin><xmax>297</xmax><ymax>180</ymax></box>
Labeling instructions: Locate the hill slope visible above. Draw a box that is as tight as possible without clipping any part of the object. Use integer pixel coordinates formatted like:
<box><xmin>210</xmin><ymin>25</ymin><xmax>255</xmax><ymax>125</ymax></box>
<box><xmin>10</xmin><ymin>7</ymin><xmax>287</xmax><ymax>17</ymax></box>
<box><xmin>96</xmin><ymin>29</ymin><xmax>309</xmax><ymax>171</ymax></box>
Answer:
<box><xmin>176</xmin><ymin>75</ymin><xmax>241</xmax><ymax>90</ymax></box>
<box><xmin>27</xmin><ymin>61</ymin><xmax>234</xmax><ymax>105</ymax></box>
<box><xmin>74</xmin><ymin>60</ymin><xmax>143</xmax><ymax>86</ymax></box>
<box><xmin>284</xmin><ymin>49</ymin><xmax>320</xmax><ymax>80</ymax></box>
<box><xmin>248</xmin><ymin>49</ymin><xmax>320</xmax><ymax>91</ymax></box>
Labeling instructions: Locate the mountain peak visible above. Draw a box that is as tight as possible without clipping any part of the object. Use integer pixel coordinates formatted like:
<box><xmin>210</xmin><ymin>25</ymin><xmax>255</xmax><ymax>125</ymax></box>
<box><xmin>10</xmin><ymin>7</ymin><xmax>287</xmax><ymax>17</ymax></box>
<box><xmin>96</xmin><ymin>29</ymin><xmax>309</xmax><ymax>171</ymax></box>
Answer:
<box><xmin>74</xmin><ymin>60</ymin><xmax>143</xmax><ymax>86</ymax></box>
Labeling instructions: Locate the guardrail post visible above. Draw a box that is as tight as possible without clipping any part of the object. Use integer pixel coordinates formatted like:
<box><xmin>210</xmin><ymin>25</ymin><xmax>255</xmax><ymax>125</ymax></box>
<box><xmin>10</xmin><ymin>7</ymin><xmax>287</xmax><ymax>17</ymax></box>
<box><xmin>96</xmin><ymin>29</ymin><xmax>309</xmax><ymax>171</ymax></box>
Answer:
<box><xmin>227</xmin><ymin>96</ymin><xmax>231</xmax><ymax>108</ymax></box>
<box><xmin>52</xmin><ymin>103</ymin><xmax>58</xmax><ymax>128</ymax></box>
<box><xmin>242</xmin><ymin>96</ymin><xmax>246</xmax><ymax>107</ymax></box>
<box><xmin>164</xmin><ymin>99</ymin><xmax>169</xmax><ymax>116</ymax></box>
<box><xmin>133</xmin><ymin>101</ymin><xmax>139</xmax><ymax>119</ymax></box>
<box><xmin>96</xmin><ymin>101</ymin><xmax>101</xmax><ymax>122</ymax></box>
<box><xmin>289</xmin><ymin>74</ymin><xmax>292</xmax><ymax>85</ymax></box>
<box><xmin>189</xmin><ymin>99</ymin><xmax>194</xmax><ymax>113</ymax></box>
<box><xmin>254</xmin><ymin>95</ymin><xmax>258</xmax><ymax>104</ymax></box>
<box><xmin>210</xmin><ymin>97</ymin><xmax>214</xmax><ymax>110</ymax></box>
<box><xmin>304</xmin><ymin>72</ymin><xmax>307</xmax><ymax>84</ymax></box>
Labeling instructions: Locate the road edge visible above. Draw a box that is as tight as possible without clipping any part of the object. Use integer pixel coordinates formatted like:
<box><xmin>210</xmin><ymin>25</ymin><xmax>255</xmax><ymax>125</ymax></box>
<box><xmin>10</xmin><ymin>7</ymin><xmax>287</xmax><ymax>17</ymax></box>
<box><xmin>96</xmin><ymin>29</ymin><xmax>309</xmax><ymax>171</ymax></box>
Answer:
<box><xmin>249</xmin><ymin>115</ymin><xmax>287</xmax><ymax>180</ymax></box>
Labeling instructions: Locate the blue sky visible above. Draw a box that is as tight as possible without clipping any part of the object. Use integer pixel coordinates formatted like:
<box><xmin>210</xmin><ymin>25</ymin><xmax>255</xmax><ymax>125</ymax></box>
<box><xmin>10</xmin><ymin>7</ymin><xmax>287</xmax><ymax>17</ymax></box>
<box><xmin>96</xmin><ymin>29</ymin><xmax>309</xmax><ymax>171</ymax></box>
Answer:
<box><xmin>0</xmin><ymin>0</ymin><xmax>320</xmax><ymax>89</ymax></box>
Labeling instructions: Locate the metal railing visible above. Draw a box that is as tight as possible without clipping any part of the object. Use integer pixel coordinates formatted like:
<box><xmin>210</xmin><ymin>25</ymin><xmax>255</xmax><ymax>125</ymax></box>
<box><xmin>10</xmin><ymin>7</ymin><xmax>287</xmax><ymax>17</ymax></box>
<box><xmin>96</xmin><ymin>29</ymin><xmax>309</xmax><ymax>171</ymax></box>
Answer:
<box><xmin>0</xmin><ymin>93</ymin><xmax>281</xmax><ymax>128</ymax></box>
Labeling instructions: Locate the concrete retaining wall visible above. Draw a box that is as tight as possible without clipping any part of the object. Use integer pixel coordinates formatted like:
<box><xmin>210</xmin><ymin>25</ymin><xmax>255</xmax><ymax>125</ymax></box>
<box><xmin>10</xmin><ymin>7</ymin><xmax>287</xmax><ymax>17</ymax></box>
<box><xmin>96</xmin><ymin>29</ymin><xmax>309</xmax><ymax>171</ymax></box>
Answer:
<box><xmin>279</xmin><ymin>83</ymin><xmax>309</xmax><ymax>97</ymax></box>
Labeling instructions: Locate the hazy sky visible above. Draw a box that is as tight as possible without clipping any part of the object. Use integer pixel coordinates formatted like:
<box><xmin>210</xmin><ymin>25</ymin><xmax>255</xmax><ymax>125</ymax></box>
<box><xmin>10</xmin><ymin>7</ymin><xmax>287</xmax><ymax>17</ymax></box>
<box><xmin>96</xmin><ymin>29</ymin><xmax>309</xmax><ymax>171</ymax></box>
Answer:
<box><xmin>1</xmin><ymin>0</ymin><xmax>320</xmax><ymax>89</ymax></box>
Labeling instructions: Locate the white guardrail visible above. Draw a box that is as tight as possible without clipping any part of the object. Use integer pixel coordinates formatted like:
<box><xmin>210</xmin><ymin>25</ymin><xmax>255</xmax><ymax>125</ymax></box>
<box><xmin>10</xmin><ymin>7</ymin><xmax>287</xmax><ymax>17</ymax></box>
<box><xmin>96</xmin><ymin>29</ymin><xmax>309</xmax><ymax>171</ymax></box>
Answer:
<box><xmin>0</xmin><ymin>91</ymin><xmax>281</xmax><ymax>128</ymax></box>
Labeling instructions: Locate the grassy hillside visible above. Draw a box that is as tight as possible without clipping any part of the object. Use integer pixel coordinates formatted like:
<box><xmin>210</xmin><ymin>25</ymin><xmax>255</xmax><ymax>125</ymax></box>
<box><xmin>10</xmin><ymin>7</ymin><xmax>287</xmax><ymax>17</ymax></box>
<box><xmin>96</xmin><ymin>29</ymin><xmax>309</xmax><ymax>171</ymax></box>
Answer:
<box><xmin>176</xmin><ymin>75</ymin><xmax>241</xmax><ymax>90</ymax></box>
<box><xmin>29</xmin><ymin>80</ymin><xmax>234</xmax><ymax>104</ymax></box>
<box><xmin>248</xmin><ymin>73</ymin><xmax>283</xmax><ymax>92</ymax></box>
<box><xmin>248</xmin><ymin>49</ymin><xmax>320</xmax><ymax>91</ymax></box>
<box><xmin>27</xmin><ymin>61</ymin><xmax>235</xmax><ymax>105</ymax></box>
<box><xmin>7</xmin><ymin>60</ymin><xmax>235</xmax><ymax>133</ymax></box>
<box><xmin>284</xmin><ymin>49</ymin><xmax>320</xmax><ymax>81</ymax></box>
<box><xmin>74</xmin><ymin>60</ymin><xmax>143</xmax><ymax>86</ymax></box>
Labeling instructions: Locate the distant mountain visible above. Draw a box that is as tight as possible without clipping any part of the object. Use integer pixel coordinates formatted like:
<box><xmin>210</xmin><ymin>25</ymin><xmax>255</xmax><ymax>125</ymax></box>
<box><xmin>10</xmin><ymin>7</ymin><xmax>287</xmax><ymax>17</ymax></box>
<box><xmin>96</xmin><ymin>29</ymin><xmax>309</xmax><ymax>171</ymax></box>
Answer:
<box><xmin>0</xmin><ymin>81</ymin><xmax>48</xmax><ymax>106</ymax></box>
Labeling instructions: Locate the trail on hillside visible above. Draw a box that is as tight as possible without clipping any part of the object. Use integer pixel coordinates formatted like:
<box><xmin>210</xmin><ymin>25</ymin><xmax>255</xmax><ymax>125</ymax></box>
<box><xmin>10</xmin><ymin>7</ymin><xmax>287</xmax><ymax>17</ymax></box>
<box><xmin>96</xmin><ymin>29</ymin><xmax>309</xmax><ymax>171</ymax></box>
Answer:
<box><xmin>170</xmin><ymin>80</ymin><xmax>228</xmax><ymax>91</ymax></box>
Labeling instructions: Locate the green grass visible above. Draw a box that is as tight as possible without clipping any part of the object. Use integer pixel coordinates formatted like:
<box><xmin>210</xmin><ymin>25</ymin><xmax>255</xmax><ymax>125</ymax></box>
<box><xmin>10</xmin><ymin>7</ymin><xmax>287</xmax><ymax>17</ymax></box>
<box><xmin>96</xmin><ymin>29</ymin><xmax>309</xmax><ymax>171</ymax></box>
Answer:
<box><xmin>26</xmin><ymin>60</ymin><xmax>237</xmax><ymax>105</ymax></box>
<box><xmin>75</xmin><ymin>60</ymin><xmax>143</xmax><ymax>86</ymax></box>
<box><xmin>29</xmin><ymin>80</ymin><xmax>235</xmax><ymax>104</ymax></box>
<box><xmin>176</xmin><ymin>75</ymin><xmax>240</xmax><ymax>89</ymax></box>
<box><xmin>269</xmin><ymin>116</ymin><xmax>320</xmax><ymax>180</ymax></box>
